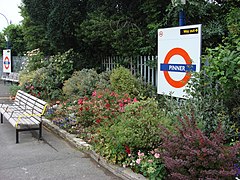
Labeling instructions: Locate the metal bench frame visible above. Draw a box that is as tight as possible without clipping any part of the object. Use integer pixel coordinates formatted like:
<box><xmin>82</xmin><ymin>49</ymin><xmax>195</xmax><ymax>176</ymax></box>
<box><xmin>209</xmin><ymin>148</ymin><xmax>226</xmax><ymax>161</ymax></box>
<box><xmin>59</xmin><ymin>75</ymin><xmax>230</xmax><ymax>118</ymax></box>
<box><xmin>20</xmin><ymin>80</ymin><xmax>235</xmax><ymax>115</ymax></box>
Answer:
<box><xmin>0</xmin><ymin>90</ymin><xmax>48</xmax><ymax>143</ymax></box>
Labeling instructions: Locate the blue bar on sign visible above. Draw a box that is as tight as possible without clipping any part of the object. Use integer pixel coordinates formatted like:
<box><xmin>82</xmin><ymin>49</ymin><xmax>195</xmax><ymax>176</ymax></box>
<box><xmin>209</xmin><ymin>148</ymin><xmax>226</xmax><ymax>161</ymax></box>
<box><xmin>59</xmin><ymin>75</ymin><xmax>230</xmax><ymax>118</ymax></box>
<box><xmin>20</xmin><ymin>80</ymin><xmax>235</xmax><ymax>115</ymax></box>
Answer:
<box><xmin>160</xmin><ymin>64</ymin><xmax>196</xmax><ymax>72</ymax></box>
<box><xmin>4</xmin><ymin>62</ymin><xmax>10</xmax><ymax>65</ymax></box>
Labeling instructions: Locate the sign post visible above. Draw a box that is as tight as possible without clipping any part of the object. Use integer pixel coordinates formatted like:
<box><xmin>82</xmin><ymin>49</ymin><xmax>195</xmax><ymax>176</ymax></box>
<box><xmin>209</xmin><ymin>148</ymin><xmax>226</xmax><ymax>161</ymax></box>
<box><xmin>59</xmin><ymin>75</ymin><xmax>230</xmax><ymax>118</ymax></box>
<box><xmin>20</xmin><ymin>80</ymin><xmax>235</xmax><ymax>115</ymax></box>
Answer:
<box><xmin>3</xmin><ymin>49</ymin><xmax>12</xmax><ymax>73</ymax></box>
<box><xmin>157</xmin><ymin>24</ymin><xmax>201</xmax><ymax>98</ymax></box>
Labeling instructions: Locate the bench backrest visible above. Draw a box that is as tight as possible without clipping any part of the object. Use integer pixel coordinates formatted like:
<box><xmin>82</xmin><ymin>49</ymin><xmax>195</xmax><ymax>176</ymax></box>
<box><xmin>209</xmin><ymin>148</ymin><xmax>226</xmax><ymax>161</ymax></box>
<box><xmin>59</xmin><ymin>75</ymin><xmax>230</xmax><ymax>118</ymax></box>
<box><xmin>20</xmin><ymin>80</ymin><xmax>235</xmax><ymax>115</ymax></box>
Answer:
<box><xmin>15</xmin><ymin>90</ymin><xmax>47</xmax><ymax>118</ymax></box>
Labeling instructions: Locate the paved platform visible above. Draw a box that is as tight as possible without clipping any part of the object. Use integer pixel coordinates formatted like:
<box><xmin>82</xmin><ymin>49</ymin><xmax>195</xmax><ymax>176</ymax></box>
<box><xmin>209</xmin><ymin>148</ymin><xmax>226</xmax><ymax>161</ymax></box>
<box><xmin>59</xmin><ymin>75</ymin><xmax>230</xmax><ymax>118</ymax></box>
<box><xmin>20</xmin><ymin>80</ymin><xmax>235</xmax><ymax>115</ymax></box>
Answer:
<box><xmin>0</xmin><ymin>80</ymin><xmax>11</xmax><ymax>98</ymax></box>
<box><xmin>0</xmin><ymin>80</ymin><xmax>121</xmax><ymax>180</ymax></box>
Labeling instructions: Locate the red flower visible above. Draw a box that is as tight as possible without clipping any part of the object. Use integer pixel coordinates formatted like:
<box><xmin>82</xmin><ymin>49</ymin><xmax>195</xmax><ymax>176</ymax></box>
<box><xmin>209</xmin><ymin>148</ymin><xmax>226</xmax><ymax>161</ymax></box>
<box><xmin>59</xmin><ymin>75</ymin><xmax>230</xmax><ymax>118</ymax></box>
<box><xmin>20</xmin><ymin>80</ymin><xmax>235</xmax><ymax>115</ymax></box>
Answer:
<box><xmin>119</xmin><ymin>102</ymin><xmax>124</xmax><ymax>107</ymax></box>
<box><xmin>85</xmin><ymin>107</ymin><xmax>90</xmax><ymax>111</ymax></box>
<box><xmin>79</xmin><ymin>107</ymin><xmax>83</xmax><ymax>111</ymax></box>
<box><xmin>125</xmin><ymin>145</ymin><xmax>131</xmax><ymax>155</ymax></box>
<box><xmin>96</xmin><ymin>119</ymin><xmax>101</xmax><ymax>124</ymax></box>
<box><xmin>98</xmin><ymin>95</ymin><xmax>103</xmax><ymax>99</ymax></box>
<box><xmin>105</xmin><ymin>103</ymin><xmax>110</xmax><ymax>109</ymax></box>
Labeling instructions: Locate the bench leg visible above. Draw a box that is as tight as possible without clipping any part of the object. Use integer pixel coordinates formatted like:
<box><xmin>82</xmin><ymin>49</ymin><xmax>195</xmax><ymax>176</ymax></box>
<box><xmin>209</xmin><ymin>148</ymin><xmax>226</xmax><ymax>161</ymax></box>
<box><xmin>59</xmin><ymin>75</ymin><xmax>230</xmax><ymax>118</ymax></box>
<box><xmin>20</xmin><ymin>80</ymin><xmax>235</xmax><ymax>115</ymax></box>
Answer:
<box><xmin>1</xmin><ymin>113</ymin><xmax>3</xmax><ymax>123</ymax></box>
<box><xmin>39</xmin><ymin>122</ymin><xmax>42</xmax><ymax>140</ymax></box>
<box><xmin>16</xmin><ymin>129</ymin><xmax>19</xmax><ymax>143</ymax></box>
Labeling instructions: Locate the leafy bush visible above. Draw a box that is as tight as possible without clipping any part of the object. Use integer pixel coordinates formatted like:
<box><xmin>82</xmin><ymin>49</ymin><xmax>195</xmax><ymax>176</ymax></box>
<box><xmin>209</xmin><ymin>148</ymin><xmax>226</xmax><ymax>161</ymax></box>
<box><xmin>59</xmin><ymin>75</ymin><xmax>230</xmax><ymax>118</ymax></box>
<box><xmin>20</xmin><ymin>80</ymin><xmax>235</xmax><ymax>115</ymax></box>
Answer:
<box><xmin>75</xmin><ymin>89</ymin><xmax>135</xmax><ymax>129</ymax></box>
<box><xmin>94</xmin><ymin>98</ymin><xmax>172</xmax><ymax>165</ymax></box>
<box><xmin>96</xmin><ymin>71</ymin><xmax>111</xmax><ymax>90</ymax></box>
<box><xmin>9</xmin><ymin>84</ymin><xmax>21</xmax><ymax>97</ymax></box>
<box><xmin>159</xmin><ymin>115</ymin><xmax>240</xmax><ymax>180</ymax></box>
<box><xmin>110</xmin><ymin>66</ymin><xmax>143</xmax><ymax>97</ymax></box>
<box><xmin>133</xmin><ymin>150</ymin><xmax>166</xmax><ymax>179</ymax></box>
<box><xmin>47</xmin><ymin>49</ymin><xmax>75</xmax><ymax>84</ymax></box>
<box><xmin>203</xmin><ymin>35</ymin><xmax>240</xmax><ymax>112</ymax></box>
<box><xmin>163</xmin><ymin>72</ymin><xmax>232</xmax><ymax>138</ymax></box>
<box><xmin>20</xmin><ymin>49</ymin><xmax>77</xmax><ymax>100</ymax></box>
<box><xmin>63</xmin><ymin>69</ymin><xmax>100</xmax><ymax>99</ymax></box>
<box><xmin>23</xmin><ymin>48</ymin><xmax>47</xmax><ymax>72</ymax></box>
<box><xmin>20</xmin><ymin>68</ymin><xmax>53</xmax><ymax>99</ymax></box>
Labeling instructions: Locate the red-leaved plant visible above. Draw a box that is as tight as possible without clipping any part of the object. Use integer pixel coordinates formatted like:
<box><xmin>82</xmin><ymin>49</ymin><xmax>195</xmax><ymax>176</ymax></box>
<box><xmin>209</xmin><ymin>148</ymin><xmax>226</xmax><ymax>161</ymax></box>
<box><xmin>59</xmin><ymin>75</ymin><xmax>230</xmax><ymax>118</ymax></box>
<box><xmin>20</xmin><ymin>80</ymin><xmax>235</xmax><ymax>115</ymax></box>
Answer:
<box><xmin>159</xmin><ymin>115</ymin><xmax>240</xmax><ymax>180</ymax></box>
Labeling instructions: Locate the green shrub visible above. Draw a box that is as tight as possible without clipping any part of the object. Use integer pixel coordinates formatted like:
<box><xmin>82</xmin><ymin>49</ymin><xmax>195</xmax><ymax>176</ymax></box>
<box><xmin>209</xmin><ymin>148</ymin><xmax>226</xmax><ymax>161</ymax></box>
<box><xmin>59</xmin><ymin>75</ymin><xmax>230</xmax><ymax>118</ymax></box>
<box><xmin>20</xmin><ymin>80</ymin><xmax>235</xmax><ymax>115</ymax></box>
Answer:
<box><xmin>23</xmin><ymin>48</ymin><xmax>47</xmax><ymax>72</ymax></box>
<box><xmin>110</xmin><ymin>66</ymin><xmax>142</xmax><ymax>97</ymax></box>
<box><xmin>19</xmin><ymin>49</ymin><xmax>78</xmax><ymax>100</ymax></box>
<box><xmin>19</xmin><ymin>70</ymin><xmax>36</xmax><ymax>87</ymax></box>
<box><xmin>20</xmin><ymin>67</ymin><xmax>57</xmax><ymax>99</ymax></box>
<box><xmin>94</xmin><ymin>98</ymin><xmax>172</xmax><ymax>164</ymax></box>
<box><xmin>162</xmin><ymin>71</ymin><xmax>232</xmax><ymax>139</ymax></box>
<box><xmin>133</xmin><ymin>150</ymin><xmax>166</xmax><ymax>179</ymax></box>
<box><xmin>203</xmin><ymin>35</ymin><xmax>240</xmax><ymax>113</ymax></box>
<box><xmin>62</xmin><ymin>69</ymin><xmax>100</xmax><ymax>99</ymax></box>
<box><xmin>9</xmin><ymin>84</ymin><xmax>21</xmax><ymax>97</ymax></box>
<box><xmin>96</xmin><ymin>71</ymin><xmax>111</xmax><ymax>90</ymax></box>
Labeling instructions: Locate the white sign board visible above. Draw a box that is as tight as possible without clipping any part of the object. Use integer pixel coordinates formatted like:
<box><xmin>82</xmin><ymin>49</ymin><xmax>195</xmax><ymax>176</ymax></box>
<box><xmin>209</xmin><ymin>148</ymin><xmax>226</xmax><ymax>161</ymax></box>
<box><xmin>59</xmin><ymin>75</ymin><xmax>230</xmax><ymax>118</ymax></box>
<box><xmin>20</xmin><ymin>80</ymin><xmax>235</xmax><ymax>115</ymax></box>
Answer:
<box><xmin>157</xmin><ymin>24</ymin><xmax>201</xmax><ymax>98</ymax></box>
<box><xmin>3</xmin><ymin>49</ymin><xmax>11</xmax><ymax>73</ymax></box>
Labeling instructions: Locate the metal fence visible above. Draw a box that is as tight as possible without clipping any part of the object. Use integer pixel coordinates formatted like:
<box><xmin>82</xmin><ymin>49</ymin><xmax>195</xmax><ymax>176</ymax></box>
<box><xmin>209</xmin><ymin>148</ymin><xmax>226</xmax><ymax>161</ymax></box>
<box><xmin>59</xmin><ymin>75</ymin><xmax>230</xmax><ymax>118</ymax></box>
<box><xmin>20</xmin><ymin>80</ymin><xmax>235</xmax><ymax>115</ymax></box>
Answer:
<box><xmin>102</xmin><ymin>56</ymin><xmax>158</xmax><ymax>87</ymax></box>
<box><xmin>0</xmin><ymin>56</ymin><xmax>26</xmax><ymax>77</ymax></box>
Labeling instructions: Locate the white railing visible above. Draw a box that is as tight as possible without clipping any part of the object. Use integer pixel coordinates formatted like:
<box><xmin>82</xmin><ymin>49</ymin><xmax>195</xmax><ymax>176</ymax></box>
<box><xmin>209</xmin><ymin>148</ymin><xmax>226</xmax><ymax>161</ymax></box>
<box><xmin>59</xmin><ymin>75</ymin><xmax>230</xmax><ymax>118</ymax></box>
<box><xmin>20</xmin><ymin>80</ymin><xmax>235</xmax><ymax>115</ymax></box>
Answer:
<box><xmin>102</xmin><ymin>56</ymin><xmax>158</xmax><ymax>87</ymax></box>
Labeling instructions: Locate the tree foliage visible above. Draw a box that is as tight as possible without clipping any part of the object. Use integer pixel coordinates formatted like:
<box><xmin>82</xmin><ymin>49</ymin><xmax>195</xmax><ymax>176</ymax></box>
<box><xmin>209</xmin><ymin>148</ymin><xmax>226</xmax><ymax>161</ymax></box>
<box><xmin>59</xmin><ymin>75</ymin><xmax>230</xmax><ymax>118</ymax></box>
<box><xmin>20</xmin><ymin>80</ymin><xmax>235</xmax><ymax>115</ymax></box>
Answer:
<box><xmin>0</xmin><ymin>24</ymin><xmax>26</xmax><ymax>56</ymax></box>
<box><xmin>16</xmin><ymin>0</ymin><xmax>240</xmax><ymax>67</ymax></box>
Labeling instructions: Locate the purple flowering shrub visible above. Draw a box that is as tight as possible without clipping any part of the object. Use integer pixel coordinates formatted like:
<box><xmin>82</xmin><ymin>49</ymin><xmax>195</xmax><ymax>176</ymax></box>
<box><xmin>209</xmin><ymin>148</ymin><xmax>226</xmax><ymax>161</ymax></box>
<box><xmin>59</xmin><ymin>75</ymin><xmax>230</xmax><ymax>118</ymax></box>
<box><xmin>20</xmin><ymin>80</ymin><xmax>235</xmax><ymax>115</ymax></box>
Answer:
<box><xmin>159</xmin><ymin>115</ymin><xmax>240</xmax><ymax>180</ymax></box>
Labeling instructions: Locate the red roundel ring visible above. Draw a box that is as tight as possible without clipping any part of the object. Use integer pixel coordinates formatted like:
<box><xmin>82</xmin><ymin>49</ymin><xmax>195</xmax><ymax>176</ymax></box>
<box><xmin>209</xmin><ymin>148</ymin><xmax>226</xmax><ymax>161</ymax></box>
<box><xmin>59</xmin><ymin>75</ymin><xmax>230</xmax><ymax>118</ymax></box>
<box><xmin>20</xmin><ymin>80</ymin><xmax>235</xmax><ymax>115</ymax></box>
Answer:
<box><xmin>163</xmin><ymin>48</ymin><xmax>192</xmax><ymax>88</ymax></box>
<box><xmin>4</xmin><ymin>56</ymin><xmax>10</xmax><ymax>70</ymax></box>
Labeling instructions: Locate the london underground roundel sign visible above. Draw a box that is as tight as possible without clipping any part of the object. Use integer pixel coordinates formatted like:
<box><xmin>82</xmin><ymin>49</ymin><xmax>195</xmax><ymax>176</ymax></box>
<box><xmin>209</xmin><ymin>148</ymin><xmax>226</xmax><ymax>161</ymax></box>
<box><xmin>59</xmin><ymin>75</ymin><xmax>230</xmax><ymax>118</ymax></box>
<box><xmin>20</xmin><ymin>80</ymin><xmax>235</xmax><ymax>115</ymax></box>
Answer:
<box><xmin>3</xmin><ymin>49</ymin><xmax>12</xmax><ymax>73</ymax></box>
<box><xmin>157</xmin><ymin>24</ymin><xmax>201</xmax><ymax>98</ymax></box>
<box><xmin>4</xmin><ymin>56</ymin><xmax>10</xmax><ymax>70</ymax></box>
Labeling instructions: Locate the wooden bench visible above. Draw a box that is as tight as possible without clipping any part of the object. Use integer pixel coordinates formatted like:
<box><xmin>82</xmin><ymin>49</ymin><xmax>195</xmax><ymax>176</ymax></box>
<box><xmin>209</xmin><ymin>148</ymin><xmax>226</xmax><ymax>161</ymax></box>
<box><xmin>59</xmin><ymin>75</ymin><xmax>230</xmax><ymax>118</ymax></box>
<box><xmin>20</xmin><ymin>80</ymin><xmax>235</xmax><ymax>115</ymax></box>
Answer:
<box><xmin>0</xmin><ymin>90</ymin><xmax>48</xmax><ymax>143</ymax></box>
<box><xmin>1</xmin><ymin>72</ymin><xmax>19</xmax><ymax>84</ymax></box>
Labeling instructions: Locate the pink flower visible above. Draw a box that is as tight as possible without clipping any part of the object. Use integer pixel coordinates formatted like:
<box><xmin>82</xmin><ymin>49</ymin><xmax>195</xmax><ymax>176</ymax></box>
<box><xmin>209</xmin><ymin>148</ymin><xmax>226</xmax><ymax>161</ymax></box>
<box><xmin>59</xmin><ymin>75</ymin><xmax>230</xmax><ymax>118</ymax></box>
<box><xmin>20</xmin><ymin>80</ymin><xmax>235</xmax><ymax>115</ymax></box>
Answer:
<box><xmin>148</xmin><ymin>160</ymin><xmax>153</xmax><ymax>163</ymax></box>
<box><xmin>119</xmin><ymin>107</ymin><xmax>125</xmax><ymax>112</ymax></box>
<box><xmin>136</xmin><ymin>159</ymin><xmax>141</xmax><ymax>164</ymax></box>
<box><xmin>138</xmin><ymin>150</ymin><xmax>144</xmax><ymax>157</ymax></box>
<box><xmin>92</xmin><ymin>91</ymin><xmax>97</xmax><ymax>97</ymax></box>
<box><xmin>133</xmin><ymin>97</ymin><xmax>138</xmax><ymax>102</ymax></box>
<box><xmin>30</xmin><ymin>86</ymin><xmax>34</xmax><ymax>90</ymax></box>
<box><xmin>110</xmin><ymin>92</ymin><xmax>116</xmax><ymax>97</ymax></box>
<box><xmin>154</xmin><ymin>153</ymin><xmax>160</xmax><ymax>159</ymax></box>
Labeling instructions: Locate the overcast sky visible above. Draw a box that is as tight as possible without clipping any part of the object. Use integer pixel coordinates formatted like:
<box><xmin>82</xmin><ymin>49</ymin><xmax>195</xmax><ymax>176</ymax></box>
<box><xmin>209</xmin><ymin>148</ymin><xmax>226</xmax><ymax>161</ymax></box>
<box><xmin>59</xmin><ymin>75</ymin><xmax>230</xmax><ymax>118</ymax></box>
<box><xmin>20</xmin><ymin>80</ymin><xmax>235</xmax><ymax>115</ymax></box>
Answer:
<box><xmin>0</xmin><ymin>0</ymin><xmax>23</xmax><ymax>32</ymax></box>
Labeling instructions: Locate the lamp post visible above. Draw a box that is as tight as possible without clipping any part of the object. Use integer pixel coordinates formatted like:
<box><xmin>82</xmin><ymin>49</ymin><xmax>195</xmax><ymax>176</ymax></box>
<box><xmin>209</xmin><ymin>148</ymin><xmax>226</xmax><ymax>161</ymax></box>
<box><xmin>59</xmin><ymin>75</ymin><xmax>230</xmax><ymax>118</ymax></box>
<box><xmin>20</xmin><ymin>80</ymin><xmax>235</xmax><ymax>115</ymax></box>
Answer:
<box><xmin>0</xmin><ymin>12</ymin><xmax>10</xmax><ymax>48</ymax></box>
<box><xmin>172</xmin><ymin>0</ymin><xmax>186</xmax><ymax>26</ymax></box>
